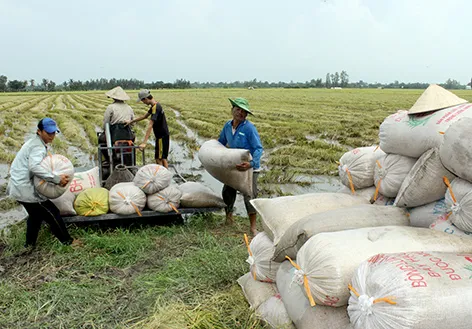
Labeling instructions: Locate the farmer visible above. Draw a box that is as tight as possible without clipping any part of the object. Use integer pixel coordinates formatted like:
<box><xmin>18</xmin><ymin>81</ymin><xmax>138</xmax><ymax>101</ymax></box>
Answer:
<box><xmin>218</xmin><ymin>97</ymin><xmax>263</xmax><ymax>236</ymax></box>
<box><xmin>7</xmin><ymin>118</ymin><xmax>80</xmax><ymax>248</ymax></box>
<box><xmin>100</xmin><ymin>86</ymin><xmax>135</xmax><ymax>164</ymax></box>
<box><xmin>126</xmin><ymin>89</ymin><xmax>169</xmax><ymax>169</ymax></box>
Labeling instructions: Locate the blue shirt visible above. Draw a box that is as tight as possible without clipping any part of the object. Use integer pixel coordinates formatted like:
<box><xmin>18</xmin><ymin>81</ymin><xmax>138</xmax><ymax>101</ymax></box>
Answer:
<box><xmin>218</xmin><ymin>120</ymin><xmax>263</xmax><ymax>170</ymax></box>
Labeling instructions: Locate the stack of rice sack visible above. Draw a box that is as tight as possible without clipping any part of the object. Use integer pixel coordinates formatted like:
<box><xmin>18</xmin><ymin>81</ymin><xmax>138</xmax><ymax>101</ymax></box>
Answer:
<box><xmin>239</xmin><ymin>193</ymin><xmax>410</xmax><ymax>328</ymax></box>
<box><xmin>132</xmin><ymin>164</ymin><xmax>179</xmax><ymax>214</ymax></box>
<box><xmin>237</xmin><ymin>85</ymin><xmax>472</xmax><ymax>328</ymax></box>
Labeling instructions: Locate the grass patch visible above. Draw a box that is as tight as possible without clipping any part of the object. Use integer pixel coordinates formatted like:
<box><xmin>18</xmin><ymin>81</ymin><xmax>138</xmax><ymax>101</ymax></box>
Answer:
<box><xmin>0</xmin><ymin>214</ymin><xmax>266</xmax><ymax>328</ymax></box>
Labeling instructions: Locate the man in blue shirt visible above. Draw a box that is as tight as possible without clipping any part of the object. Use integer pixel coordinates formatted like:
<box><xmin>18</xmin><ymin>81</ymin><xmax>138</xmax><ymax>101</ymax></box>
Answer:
<box><xmin>218</xmin><ymin>98</ymin><xmax>263</xmax><ymax>235</ymax></box>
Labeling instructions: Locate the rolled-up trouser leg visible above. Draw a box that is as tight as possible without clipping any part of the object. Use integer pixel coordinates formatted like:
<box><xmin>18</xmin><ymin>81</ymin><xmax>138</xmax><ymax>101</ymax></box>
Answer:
<box><xmin>244</xmin><ymin>172</ymin><xmax>259</xmax><ymax>215</ymax></box>
<box><xmin>222</xmin><ymin>184</ymin><xmax>237</xmax><ymax>214</ymax></box>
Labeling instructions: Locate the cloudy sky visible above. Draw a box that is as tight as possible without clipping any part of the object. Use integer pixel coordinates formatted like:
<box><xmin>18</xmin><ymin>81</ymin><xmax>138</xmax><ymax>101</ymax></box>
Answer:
<box><xmin>0</xmin><ymin>0</ymin><xmax>470</xmax><ymax>84</ymax></box>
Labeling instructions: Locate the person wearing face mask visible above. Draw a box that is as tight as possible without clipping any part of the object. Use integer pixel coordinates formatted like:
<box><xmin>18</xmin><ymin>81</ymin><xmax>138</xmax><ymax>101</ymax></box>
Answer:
<box><xmin>218</xmin><ymin>98</ymin><xmax>263</xmax><ymax>236</ymax></box>
<box><xmin>7</xmin><ymin>118</ymin><xmax>81</xmax><ymax>248</ymax></box>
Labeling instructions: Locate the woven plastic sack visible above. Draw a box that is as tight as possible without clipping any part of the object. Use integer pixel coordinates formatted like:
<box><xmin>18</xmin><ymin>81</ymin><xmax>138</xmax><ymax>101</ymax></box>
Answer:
<box><xmin>245</xmin><ymin>232</ymin><xmax>280</xmax><ymax>282</ymax></box>
<box><xmin>349</xmin><ymin>252</ymin><xmax>472</xmax><ymax>329</ymax></box>
<box><xmin>373</xmin><ymin>153</ymin><xmax>416</xmax><ymax>198</ymax></box>
<box><xmin>273</xmin><ymin>205</ymin><xmax>409</xmax><ymax>262</ymax></box>
<box><xmin>440</xmin><ymin>117</ymin><xmax>472</xmax><ymax>182</ymax></box>
<box><xmin>34</xmin><ymin>154</ymin><xmax>74</xmax><ymax>199</ymax></box>
<box><xmin>445</xmin><ymin>177</ymin><xmax>472</xmax><ymax>232</ymax></box>
<box><xmin>407</xmin><ymin>198</ymin><xmax>448</xmax><ymax>228</ymax></box>
<box><xmin>147</xmin><ymin>185</ymin><xmax>182</xmax><ymax>213</ymax></box>
<box><xmin>337</xmin><ymin>186</ymin><xmax>394</xmax><ymax>206</ymax></box>
<box><xmin>109</xmin><ymin>182</ymin><xmax>146</xmax><ymax>216</ymax></box>
<box><xmin>250</xmin><ymin>193</ymin><xmax>369</xmax><ymax>245</ymax></box>
<box><xmin>379</xmin><ymin>103</ymin><xmax>472</xmax><ymax>158</ymax></box>
<box><xmin>51</xmin><ymin>190</ymin><xmax>77</xmax><ymax>216</ymax></box>
<box><xmin>237</xmin><ymin>272</ymin><xmax>277</xmax><ymax>310</ymax></box>
<box><xmin>178</xmin><ymin>182</ymin><xmax>226</xmax><ymax>208</ymax></box>
<box><xmin>338</xmin><ymin>146</ymin><xmax>384</xmax><ymax>190</ymax></box>
<box><xmin>257</xmin><ymin>295</ymin><xmax>295</xmax><ymax>329</ymax></box>
<box><xmin>276</xmin><ymin>261</ymin><xmax>350</xmax><ymax>329</ymax></box>
<box><xmin>74</xmin><ymin>187</ymin><xmax>109</xmax><ymax>216</ymax></box>
<box><xmin>133</xmin><ymin>164</ymin><xmax>172</xmax><ymax>195</ymax></box>
<box><xmin>292</xmin><ymin>226</ymin><xmax>472</xmax><ymax>307</ymax></box>
<box><xmin>430</xmin><ymin>217</ymin><xmax>472</xmax><ymax>238</ymax></box>
<box><xmin>67</xmin><ymin>167</ymin><xmax>100</xmax><ymax>195</ymax></box>
<box><xmin>394</xmin><ymin>148</ymin><xmax>455</xmax><ymax>208</ymax></box>
<box><xmin>198</xmin><ymin>140</ymin><xmax>253</xmax><ymax>196</ymax></box>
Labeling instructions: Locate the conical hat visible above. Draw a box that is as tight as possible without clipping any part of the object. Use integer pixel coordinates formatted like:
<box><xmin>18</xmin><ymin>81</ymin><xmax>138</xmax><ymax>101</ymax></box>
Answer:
<box><xmin>408</xmin><ymin>84</ymin><xmax>467</xmax><ymax>114</ymax></box>
<box><xmin>105</xmin><ymin>86</ymin><xmax>130</xmax><ymax>101</ymax></box>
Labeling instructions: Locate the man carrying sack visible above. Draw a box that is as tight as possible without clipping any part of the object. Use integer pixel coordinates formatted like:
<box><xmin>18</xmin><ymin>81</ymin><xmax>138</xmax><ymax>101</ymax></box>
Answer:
<box><xmin>218</xmin><ymin>97</ymin><xmax>263</xmax><ymax>236</ymax></box>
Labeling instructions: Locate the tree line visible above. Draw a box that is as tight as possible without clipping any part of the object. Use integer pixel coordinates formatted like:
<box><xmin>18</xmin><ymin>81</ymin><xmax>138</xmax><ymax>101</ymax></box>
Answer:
<box><xmin>0</xmin><ymin>73</ymin><xmax>470</xmax><ymax>92</ymax></box>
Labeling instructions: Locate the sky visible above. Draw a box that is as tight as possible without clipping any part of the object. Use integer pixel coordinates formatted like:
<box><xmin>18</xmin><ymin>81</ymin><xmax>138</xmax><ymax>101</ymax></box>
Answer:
<box><xmin>0</xmin><ymin>0</ymin><xmax>470</xmax><ymax>84</ymax></box>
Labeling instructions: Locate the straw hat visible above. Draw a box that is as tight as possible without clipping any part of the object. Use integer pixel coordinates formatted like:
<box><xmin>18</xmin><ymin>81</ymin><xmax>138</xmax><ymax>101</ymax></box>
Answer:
<box><xmin>105</xmin><ymin>86</ymin><xmax>130</xmax><ymax>101</ymax></box>
<box><xmin>408</xmin><ymin>84</ymin><xmax>467</xmax><ymax>114</ymax></box>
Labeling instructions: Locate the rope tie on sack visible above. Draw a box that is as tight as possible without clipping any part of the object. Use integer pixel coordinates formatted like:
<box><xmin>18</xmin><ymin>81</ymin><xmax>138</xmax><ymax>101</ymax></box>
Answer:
<box><xmin>142</xmin><ymin>166</ymin><xmax>161</xmax><ymax>190</ymax></box>
<box><xmin>155</xmin><ymin>193</ymin><xmax>179</xmax><ymax>214</ymax></box>
<box><xmin>443</xmin><ymin>176</ymin><xmax>457</xmax><ymax>218</ymax></box>
<box><xmin>244</xmin><ymin>234</ymin><xmax>257</xmax><ymax>280</ymax></box>
<box><xmin>348</xmin><ymin>284</ymin><xmax>397</xmax><ymax>308</ymax></box>
<box><xmin>373</xmin><ymin>160</ymin><xmax>383</xmax><ymax>202</ymax></box>
<box><xmin>117</xmin><ymin>191</ymin><xmax>142</xmax><ymax>217</ymax></box>
<box><xmin>336</xmin><ymin>161</ymin><xmax>356</xmax><ymax>194</ymax></box>
<box><xmin>286</xmin><ymin>256</ymin><xmax>316</xmax><ymax>307</ymax></box>
<box><xmin>84</xmin><ymin>201</ymin><xmax>105</xmax><ymax>216</ymax></box>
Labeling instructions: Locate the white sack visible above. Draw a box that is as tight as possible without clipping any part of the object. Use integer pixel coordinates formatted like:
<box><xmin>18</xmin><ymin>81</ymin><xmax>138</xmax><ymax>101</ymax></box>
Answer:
<box><xmin>247</xmin><ymin>232</ymin><xmax>280</xmax><ymax>282</ymax></box>
<box><xmin>440</xmin><ymin>117</ymin><xmax>472</xmax><ymax>182</ymax></box>
<box><xmin>276</xmin><ymin>261</ymin><xmax>350</xmax><ymax>329</ymax></box>
<box><xmin>373</xmin><ymin>153</ymin><xmax>416</xmax><ymax>198</ymax></box>
<box><xmin>379</xmin><ymin>103</ymin><xmax>472</xmax><ymax>158</ymax></box>
<box><xmin>51</xmin><ymin>190</ymin><xmax>77</xmax><ymax>215</ymax></box>
<box><xmin>250</xmin><ymin>193</ymin><xmax>369</xmax><ymax>245</ymax></box>
<box><xmin>67</xmin><ymin>166</ymin><xmax>100</xmax><ymax>195</ymax></box>
<box><xmin>294</xmin><ymin>226</ymin><xmax>472</xmax><ymax>307</ymax></box>
<box><xmin>408</xmin><ymin>198</ymin><xmax>448</xmax><ymax>228</ymax></box>
<box><xmin>337</xmin><ymin>186</ymin><xmax>394</xmax><ymax>206</ymax></box>
<box><xmin>257</xmin><ymin>295</ymin><xmax>295</xmax><ymax>329</ymax></box>
<box><xmin>237</xmin><ymin>272</ymin><xmax>277</xmax><ymax>310</ymax></box>
<box><xmin>109</xmin><ymin>182</ymin><xmax>147</xmax><ymax>215</ymax></box>
<box><xmin>178</xmin><ymin>182</ymin><xmax>226</xmax><ymax>208</ymax></box>
<box><xmin>273</xmin><ymin>205</ymin><xmax>409</xmax><ymax>262</ymax></box>
<box><xmin>445</xmin><ymin>178</ymin><xmax>472</xmax><ymax>232</ymax></box>
<box><xmin>133</xmin><ymin>164</ymin><xmax>172</xmax><ymax>195</ymax></box>
<box><xmin>430</xmin><ymin>218</ymin><xmax>472</xmax><ymax>238</ymax></box>
<box><xmin>348</xmin><ymin>251</ymin><xmax>472</xmax><ymax>329</ymax></box>
<box><xmin>394</xmin><ymin>148</ymin><xmax>455</xmax><ymax>207</ymax></box>
<box><xmin>338</xmin><ymin>146</ymin><xmax>384</xmax><ymax>190</ymax></box>
<box><xmin>147</xmin><ymin>185</ymin><xmax>182</xmax><ymax>213</ymax></box>
<box><xmin>34</xmin><ymin>154</ymin><xmax>75</xmax><ymax>199</ymax></box>
<box><xmin>198</xmin><ymin>140</ymin><xmax>253</xmax><ymax>196</ymax></box>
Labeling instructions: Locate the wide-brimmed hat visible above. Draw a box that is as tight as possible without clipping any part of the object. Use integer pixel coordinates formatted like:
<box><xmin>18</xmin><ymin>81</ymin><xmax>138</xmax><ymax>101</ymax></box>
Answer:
<box><xmin>408</xmin><ymin>84</ymin><xmax>468</xmax><ymax>114</ymax></box>
<box><xmin>229</xmin><ymin>97</ymin><xmax>254</xmax><ymax>115</ymax></box>
<box><xmin>105</xmin><ymin>86</ymin><xmax>130</xmax><ymax>101</ymax></box>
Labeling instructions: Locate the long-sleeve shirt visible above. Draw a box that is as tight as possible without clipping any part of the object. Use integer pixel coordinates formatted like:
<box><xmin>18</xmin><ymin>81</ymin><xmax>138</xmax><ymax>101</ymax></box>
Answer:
<box><xmin>218</xmin><ymin>119</ymin><xmax>263</xmax><ymax>170</ymax></box>
<box><xmin>7</xmin><ymin>135</ymin><xmax>61</xmax><ymax>203</ymax></box>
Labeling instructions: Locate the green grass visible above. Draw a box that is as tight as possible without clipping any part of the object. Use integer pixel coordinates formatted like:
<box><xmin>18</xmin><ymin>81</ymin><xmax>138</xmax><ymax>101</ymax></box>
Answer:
<box><xmin>1</xmin><ymin>88</ymin><xmax>472</xmax><ymax>328</ymax></box>
<box><xmin>0</xmin><ymin>214</ymin><xmax>267</xmax><ymax>329</ymax></box>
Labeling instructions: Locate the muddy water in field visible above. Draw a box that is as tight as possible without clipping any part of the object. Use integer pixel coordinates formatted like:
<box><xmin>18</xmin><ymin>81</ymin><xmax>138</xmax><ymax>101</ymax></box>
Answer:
<box><xmin>169</xmin><ymin>110</ymin><xmax>343</xmax><ymax>216</ymax></box>
<box><xmin>0</xmin><ymin>113</ymin><xmax>345</xmax><ymax>229</ymax></box>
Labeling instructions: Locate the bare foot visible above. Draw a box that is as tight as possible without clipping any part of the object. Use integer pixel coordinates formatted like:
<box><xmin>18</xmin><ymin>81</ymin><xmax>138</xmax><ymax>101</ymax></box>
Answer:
<box><xmin>250</xmin><ymin>228</ymin><xmax>259</xmax><ymax>237</ymax></box>
<box><xmin>225</xmin><ymin>212</ymin><xmax>234</xmax><ymax>225</ymax></box>
<box><xmin>71</xmin><ymin>239</ymin><xmax>84</xmax><ymax>248</ymax></box>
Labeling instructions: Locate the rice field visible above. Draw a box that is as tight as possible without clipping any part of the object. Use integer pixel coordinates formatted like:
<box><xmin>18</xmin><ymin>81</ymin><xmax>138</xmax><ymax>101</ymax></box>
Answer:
<box><xmin>1</xmin><ymin>88</ymin><xmax>472</xmax><ymax>328</ymax></box>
